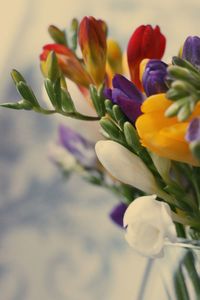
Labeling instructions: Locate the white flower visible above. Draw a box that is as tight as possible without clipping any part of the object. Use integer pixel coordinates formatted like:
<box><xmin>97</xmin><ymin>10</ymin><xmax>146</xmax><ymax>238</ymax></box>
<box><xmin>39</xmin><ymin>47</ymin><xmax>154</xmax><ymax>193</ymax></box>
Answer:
<box><xmin>95</xmin><ymin>140</ymin><xmax>158</xmax><ymax>194</ymax></box>
<box><xmin>123</xmin><ymin>195</ymin><xmax>177</xmax><ymax>258</ymax></box>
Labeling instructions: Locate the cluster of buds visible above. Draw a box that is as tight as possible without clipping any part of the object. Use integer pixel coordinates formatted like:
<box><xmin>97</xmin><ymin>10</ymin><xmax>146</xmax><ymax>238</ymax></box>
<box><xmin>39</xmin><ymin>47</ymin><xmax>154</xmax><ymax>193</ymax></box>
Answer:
<box><xmin>40</xmin><ymin>17</ymin><xmax>107</xmax><ymax>88</ymax></box>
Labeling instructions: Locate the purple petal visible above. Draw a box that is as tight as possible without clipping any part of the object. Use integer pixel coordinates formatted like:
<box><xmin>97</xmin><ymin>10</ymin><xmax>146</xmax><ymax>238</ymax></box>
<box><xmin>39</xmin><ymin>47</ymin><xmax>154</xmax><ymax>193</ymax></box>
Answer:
<box><xmin>109</xmin><ymin>202</ymin><xmax>128</xmax><ymax>228</ymax></box>
<box><xmin>103</xmin><ymin>88</ymin><xmax>112</xmax><ymax>100</ymax></box>
<box><xmin>182</xmin><ymin>36</ymin><xmax>200</xmax><ymax>69</ymax></box>
<box><xmin>142</xmin><ymin>59</ymin><xmax>168</xmax><ymax>96</ymax></box>
<box><xmin>114</xmin><ymin>93</ymin><xmax>142</xmax><ymax>123</ymax></box>
<box><xmin>112</xmin><ymin>74</ymin><xmax>144</xmax><ymax>103</ymax></box>
<box><xmin>185</xmin><ymin>118</ymin><xmax>200</xmax><ymax>142</ymax></box>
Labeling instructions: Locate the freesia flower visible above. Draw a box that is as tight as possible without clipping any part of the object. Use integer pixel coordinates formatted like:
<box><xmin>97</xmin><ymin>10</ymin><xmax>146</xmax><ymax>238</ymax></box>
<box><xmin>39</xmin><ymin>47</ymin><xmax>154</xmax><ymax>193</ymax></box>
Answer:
<box><xmin>110</xmin><ymin>202</ymin><xmax>128</xmax><ymax>228</ymax></box>
<box><xmin>95</xmin><ymin>140</ymin><xmax>158</xmax><ymax>194</ymax></box>
<box><xmin>127</xmin><ymin>25</ymin><xmax>166</xmax><ymax>90</ymax></box>
<box><xmin>136</xmin><ymin>93</ymin><xmax>200</xmax><ymax>165</ymax></box>
<box><xmin>104</xmin><ymin>74</ymin><xmax>144</xmax><ymax>123</ymax></box>
<box><xmin>78</xmin><ymin>16</ymin><xmax>107</xmax><ymax>86</ymax></box>
<box><xmin>58</xmin><ymin>125</ymin><xmax>96</xmax><ymax>168</ymax></box>
<box><xmin>182</xmin><ymin>36</ymin><xmax>200</xmax><ymax>69</ymax></box>
<box><xmin>123</xmin><ymin>195</ymin><xmax>176</xmax><ymax>257</ymax></box>
<box><xmin>142</xmin><ymin>59</ymin><xmax>168</xmax><ymax>96</ymax></box>
<box><xmin>40</xmin><ymin>44</ymin><xmax>92</xmax><ymax>87</ymax></box>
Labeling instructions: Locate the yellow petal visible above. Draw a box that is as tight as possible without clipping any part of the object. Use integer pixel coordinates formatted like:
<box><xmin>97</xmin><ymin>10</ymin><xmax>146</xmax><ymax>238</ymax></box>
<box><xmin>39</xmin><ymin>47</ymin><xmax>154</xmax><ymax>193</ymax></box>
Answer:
<box><xmin>141</xmin><ymin>93</ymin><xmax>172</xmax><ymax>113</ymax></box>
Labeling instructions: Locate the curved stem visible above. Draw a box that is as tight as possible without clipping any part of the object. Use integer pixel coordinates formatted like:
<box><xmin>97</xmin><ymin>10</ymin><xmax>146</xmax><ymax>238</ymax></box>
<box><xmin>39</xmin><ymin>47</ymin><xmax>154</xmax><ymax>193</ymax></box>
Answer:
<box><xmin>34</xmin><ymin>107</ymin><xmax>100</xmax><ymax>121</ymax></box>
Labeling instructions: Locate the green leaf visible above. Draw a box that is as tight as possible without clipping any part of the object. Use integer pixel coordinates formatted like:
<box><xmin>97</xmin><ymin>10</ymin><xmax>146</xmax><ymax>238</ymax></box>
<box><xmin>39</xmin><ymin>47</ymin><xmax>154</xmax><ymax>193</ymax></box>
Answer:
<box><xmin>11</xmin><ymin>69</ymin><xmax>26</xmax><ymax>84</ymax></box>
<box><xmin>44</xmin><ymin>78</ymin><xmax>57</xmax><ymax>108</ymax></box>
<box><xmin>61</xmin><ymin>89</ymin><xmax>75</xmax><ymax>112</ymax></box>
<box><xmin>53</xmin><ymin>78</ymin><xmax>62</xmax><ymax>109</ymax></box>
<box><xmin>16</xmin><ymin>82</ymin><xmax>39</xmax><ymax>107</ymax></box>
<box><xmin>89</xmin><ymin>84</ymin><xmax>105</xmax><ymax>117</ymax></box>
<box><xmin>112</xmin><ymin>105</ymin><xmax>127</xmax><ymax>127</ymax></box>
<box><xmin>0</xmin><ymin>100</ymin><xmax>33</xmax><ymax>110</ymax></box>
<box><xmin>105</xmin><ymin>99</ymin><xmax>114</xmax><ymax>118</ymax></box>
<box><xmin>100</xmin><ymin>117</ymin><xmax>124</xmax><ymax>141</ymax></box>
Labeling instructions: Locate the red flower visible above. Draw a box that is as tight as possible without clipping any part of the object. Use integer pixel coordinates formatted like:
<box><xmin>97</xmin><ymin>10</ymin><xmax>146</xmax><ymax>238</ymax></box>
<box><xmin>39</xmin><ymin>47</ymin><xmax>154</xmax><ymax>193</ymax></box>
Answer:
<box><xmin>127</xmin><ymin>25</ymin><xmax>166</xmax><ymax>90</ymax></box>
<box><xmin>40</xmin><ymin>44</ymin><xmax>92</xmax><ymax>87</ymax></box>
<box><xmin>78</xmin><ymin>16</ymin><xmax>107</xmax><ymax>86</ymax></box>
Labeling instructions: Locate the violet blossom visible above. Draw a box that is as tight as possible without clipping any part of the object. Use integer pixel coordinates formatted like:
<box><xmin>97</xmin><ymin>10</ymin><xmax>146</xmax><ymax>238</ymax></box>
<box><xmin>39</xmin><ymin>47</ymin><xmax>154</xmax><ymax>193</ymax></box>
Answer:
<box><xmin>104</xmin><ymin>74</ymin><xmax>144</xmax><ymax>123</ymax></box>
<box><xmin>142</xmin><ymin>59</ymin><xmax>168</xmax><ymax>96</ymax></box>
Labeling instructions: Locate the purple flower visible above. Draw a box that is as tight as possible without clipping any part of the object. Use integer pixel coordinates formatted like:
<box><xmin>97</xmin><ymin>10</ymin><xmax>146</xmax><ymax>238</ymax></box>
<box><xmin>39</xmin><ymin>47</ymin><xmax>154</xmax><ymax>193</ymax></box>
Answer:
<box><xmin>182</xmin><ymin>36</ymin><xmax>200</xmax><ymax>69</ymax></box>
<box><xmin>142</xmin><ymin>59</ymin><xmax>168</xmax><ymax>96</ymax></box>
<box><xmin>185</xmin><ymin>118</ymin><xmax>200</xmax><ymax>142</ymax></box>
<box><xmin>104</xmin><ymin>74</ymin><xmax>144</xmax><ymax>123</ymax></box>
<box><xmin>58</xmin><ymin>125</ymin><xmax>96</xmax><ymax>168</ymax></box>
<box><xmin>109</xmin><ymin>202</ymin><xmax>128</xmax><ymax>228</ymax></box>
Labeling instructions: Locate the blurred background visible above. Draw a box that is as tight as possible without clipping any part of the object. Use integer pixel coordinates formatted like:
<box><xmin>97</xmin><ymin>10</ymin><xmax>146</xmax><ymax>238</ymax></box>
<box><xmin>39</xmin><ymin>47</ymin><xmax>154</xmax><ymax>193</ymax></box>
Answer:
<box><xmin>0</xmin><ymin>0</ymin><xmax>200</xmax><ymax>299</ymax></box>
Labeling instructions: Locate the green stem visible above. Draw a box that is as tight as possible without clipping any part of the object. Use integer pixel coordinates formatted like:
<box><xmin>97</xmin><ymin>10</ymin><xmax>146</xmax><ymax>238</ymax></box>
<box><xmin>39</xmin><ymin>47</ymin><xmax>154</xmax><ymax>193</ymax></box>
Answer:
<box><xmin>175</xmin><ymin>224</ymin><xmax>200</xmax><ymax>300</ymax></box>
<box><xmin>183</xmin><ymin>252</ymin><xmax>200</xmax><ymax>299</ymax></box>
<box><xmin>174</xmin><ymin>266</ymin><xmax>190</xmax><ymax>300</ymax></box>
<box><xmin>61</xmin><ymin>111</ymin><xmax>100</xmax><ymax>121</ymax></box>
<box><xmin>34</xmin><ymin>107</ymin><xmax>100</xmax><ymax>121</ymax></box>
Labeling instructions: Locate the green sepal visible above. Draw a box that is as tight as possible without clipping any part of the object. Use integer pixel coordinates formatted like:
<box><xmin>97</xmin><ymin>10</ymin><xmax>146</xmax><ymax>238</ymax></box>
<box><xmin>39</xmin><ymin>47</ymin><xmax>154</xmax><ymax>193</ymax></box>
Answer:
<box><xmin>89</xmin><ymin>84</ymin><xmax>105</xmax><ymax>117</ymax></box>
<box><xmin>105</xmin><ymin>99</ymin><xmax>114</xmax><ymax>118</ymax></box>
<box><xmin>46</xmin><ymin>51</ymin><xmax>61</xmax><ymax>82</ymax></box>
<box><xmin>53</xmin><ymin>78</ymin><xmax>62</xmax><ymax>109</ymax></box>
<box><xmin>11</xmin><ymin>69</ymin><xmax>26</xmax><ymax>84</ymax></box>
<box><xmin>61</xmin><ymin>89</ymin><xmax>76</xmax><ymax>112</ymax></box>
<box><xmin>168</xmin><ymin>65</ymin><xmax>200</xmax><ymax>88</ymax></box>
<box><xmin>112</xmin><ymin>105</ymin><xmax>127</xmax><ymax>127</ymax></box>
<box><xmin>177</xmin><ymin>103</ymin><xmax>191</xmax><ymax>121</ymax></box>
<box><xmin>123</xmin><ymin>122</ymin><xmax>142</xmax><ymax>153</ymax></box>
<box><xmin>16</xmin><ymin>81</ymin><xmax>39</xmax><ymax>107</ymax></box>
<box><xmin>165</xmin><ymin>98</ymin><xmax>188</xmax><ymax>117</ymax></box>
<box><xmin>48</xmin><ymin>25</ymin><xmax>67</xmax><ymax>45</ymax></box>
<box><xmin>44</xmin><ymin>78</ymin><xmax>57</xmax><ymax>108</ymax></box>
<box><xmin>100</xmin><ymin>117</ymin><xmax>124</xmax><ymax>141</ymax></box>
<box><xmin>172</xmin><ymin>56</ymin><xmax>200</xmax><ymax>75</ymax></box>
<box><xmin>0</xmin><ymin>100</ymin><xmax>33</xmax><ymax>110</ymax></box>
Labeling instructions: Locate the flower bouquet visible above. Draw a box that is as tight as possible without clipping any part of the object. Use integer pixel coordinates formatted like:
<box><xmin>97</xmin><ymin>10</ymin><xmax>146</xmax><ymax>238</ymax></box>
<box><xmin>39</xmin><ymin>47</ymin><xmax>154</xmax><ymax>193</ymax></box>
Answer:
<box><xmin>2</xmin><ymin>16</ymin><xmax>200</xmax><ymax>299</ymax></box>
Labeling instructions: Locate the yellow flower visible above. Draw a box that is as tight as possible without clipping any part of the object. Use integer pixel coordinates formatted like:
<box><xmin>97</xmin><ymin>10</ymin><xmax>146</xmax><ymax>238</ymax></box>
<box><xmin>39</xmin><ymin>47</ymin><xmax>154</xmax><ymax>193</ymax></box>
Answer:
<box><xmin>135</xmin><ymin>94</ymin><xmax>200</xmax><ymax>165</ymax></box>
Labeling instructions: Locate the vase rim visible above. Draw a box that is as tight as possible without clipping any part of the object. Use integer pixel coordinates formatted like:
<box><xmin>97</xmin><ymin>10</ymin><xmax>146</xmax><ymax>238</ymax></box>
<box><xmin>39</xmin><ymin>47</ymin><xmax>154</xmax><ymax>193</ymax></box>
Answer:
<box><xmin>164</xmin><ymin>238</ymin><xmax>200</xmax><ymax>249</ymax></box>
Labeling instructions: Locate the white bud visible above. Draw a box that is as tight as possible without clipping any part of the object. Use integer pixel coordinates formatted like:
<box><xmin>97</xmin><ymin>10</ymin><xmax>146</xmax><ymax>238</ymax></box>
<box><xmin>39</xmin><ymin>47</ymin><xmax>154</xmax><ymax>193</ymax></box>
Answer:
<box><xmin>95</xmin><ymin>140</ymin><xmax>158</xmax><ymax>194</ymax></box>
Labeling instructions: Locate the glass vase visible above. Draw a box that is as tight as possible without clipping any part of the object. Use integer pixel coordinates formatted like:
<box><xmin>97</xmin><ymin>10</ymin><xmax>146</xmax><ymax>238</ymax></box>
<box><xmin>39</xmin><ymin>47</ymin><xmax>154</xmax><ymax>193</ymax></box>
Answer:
<box><xmin>138</xmin><ymin>239</ymin><xmax>200</xmax><ymax>300</ymax></box>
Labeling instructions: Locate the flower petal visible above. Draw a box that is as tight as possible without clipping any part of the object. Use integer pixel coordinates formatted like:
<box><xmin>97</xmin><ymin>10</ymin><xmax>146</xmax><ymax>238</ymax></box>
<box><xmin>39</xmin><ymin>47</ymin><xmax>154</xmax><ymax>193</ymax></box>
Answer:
<box><xmin>95</xmin><ymin>140</ymin><xmax>157</xmax><ymax>194</ymax></box>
